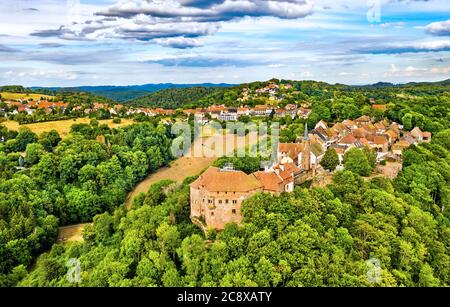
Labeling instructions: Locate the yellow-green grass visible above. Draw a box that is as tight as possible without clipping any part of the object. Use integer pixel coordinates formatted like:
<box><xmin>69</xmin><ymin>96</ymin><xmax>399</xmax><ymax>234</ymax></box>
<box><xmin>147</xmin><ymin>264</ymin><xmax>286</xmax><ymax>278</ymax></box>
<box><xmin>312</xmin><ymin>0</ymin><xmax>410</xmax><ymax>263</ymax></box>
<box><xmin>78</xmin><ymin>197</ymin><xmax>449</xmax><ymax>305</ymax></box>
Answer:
<box><xmin>2</xmin><ymin>118</ymin><xmax>134</xmax><ymax>138</ymax></box>
<box><xmin>0</xmin><ymin>92</ymin><xmax>55</xmax><ymax>101</ymax></box>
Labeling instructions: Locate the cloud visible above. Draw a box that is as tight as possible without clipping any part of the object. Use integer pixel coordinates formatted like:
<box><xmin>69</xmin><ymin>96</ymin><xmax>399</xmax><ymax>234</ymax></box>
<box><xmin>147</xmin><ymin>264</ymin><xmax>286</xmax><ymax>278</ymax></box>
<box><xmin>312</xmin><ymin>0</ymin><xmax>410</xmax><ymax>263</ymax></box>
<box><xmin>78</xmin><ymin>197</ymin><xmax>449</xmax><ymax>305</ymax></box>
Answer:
<box><xmin>384</xmin><ymin>63</ymin><xmax>450</xmax><ymax>78</ymax></box>
<box><xmin>146</xmin><ymin>54</ymin><xmax>260</xmax><ymax>67</ymax></box>
<box><xmin>153</xmin><ymin>37</ymin><xmax>203</xmax><ymax>48</ymax></box>
<box><xmin>380</xmin><ymin>22</ymin><xmax>406</xmax><ymax>28</ymax></box>
<box><xmin>39</xmin><ymin>43</ymin><xmax>65</xmax><ymax>48</ymax></box>
<box><xmin>425</xmin><ymin>20</ymin><xmax>450</xmax><ymax>36</ymax></box>
<box><xmin>0</xmin><ymin>44</ymin><xmax>18</xmax><ymax>53</ymax></box>
<box><xmin>30</xmin><ymin>0</ymin><xmax>314</xmax><ymax>48</ymax></box>
<box><xmin>355</xmin><ymin>40</ymin><xmax>450</xmax><ymax>54</ymax></box>
<box><xmin>23</xmin><ymin>8</ymin><xmax>40</xmax><ymax>12</ymax></box>
<box><xmin>2</xmin><ymin>69</ymin><xmax>80</xmax><ymax>81</ymax></box>
<box><xmin>268</xmin><ymin>64</ymin><xmax>287</xmax><ymax>68</ymax></box>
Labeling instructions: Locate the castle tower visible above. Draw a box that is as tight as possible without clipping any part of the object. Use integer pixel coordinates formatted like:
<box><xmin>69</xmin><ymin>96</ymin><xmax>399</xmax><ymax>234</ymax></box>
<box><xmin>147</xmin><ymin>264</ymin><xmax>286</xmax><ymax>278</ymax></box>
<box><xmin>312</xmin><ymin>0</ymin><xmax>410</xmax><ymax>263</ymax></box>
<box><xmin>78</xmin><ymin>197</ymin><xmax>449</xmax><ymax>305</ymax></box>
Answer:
<box><xmin>301</xmin><ymin>123</ymin><xmax>311</xmax><ymax>171</ymax></box>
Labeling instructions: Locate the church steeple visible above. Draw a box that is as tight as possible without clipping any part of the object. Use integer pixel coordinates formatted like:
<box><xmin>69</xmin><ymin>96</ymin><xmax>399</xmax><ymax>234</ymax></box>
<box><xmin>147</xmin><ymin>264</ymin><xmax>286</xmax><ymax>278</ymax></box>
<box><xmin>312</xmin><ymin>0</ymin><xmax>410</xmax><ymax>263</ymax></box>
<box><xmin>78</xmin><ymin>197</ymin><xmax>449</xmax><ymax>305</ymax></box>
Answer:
<box><xmin>303</xmin><ymin>123</ymin><xmax>309</xmax><ymax>140</ymax></box>
<box><xmin>301</xmin><ymin>123</ymin><xmax>311</xmax><ymax>171</ymax></box>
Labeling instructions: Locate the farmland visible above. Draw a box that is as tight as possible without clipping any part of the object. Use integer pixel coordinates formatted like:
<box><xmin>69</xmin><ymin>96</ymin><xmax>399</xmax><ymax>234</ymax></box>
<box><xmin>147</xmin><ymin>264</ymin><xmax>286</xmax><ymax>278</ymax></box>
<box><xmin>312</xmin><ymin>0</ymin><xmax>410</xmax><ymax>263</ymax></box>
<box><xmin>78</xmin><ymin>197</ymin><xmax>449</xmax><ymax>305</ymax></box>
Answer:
<box><xmin>2</xmin><ymin>118</ymin><xmax>134</xmax><ymax>138</ymax></box>
<box><xmin>0</xmin><ymin>92</ymin><xmax>55</xmax><ymax>101</ymax></box>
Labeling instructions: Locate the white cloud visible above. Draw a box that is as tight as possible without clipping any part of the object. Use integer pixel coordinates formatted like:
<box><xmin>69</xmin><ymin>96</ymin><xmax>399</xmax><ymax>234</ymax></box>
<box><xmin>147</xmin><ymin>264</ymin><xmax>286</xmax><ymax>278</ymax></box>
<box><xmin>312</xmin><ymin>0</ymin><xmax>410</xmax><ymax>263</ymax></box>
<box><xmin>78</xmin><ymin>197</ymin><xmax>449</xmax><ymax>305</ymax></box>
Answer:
<box><xmin>426</xmin><ymin>20</ymin><xmax>450</xmax><ymax>36</ymax></box>
<box><xmin>384</xmin><ymin>64</ymin><xmax>450</xmax><ymax>78</ymax></box>
<box><xmin>30</xmin><ymin>0</ymin><xmax>314</xmax><ymax>48</ymax></box>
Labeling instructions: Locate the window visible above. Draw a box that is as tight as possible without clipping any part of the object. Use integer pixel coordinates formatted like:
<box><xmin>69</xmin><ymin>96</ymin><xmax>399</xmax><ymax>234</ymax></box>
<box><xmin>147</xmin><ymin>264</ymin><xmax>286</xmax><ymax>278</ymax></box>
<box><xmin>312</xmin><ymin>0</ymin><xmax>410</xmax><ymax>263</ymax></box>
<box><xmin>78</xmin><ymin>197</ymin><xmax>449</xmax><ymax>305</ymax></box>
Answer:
<box><xmin>211</xmin><ymin>212</ymin><xmax>214</xmax><ymax>216</ymax></box>
<box><xmin>232</xmin><ymin>209</ymin><xmax>236</xmax><ymax>214</ymax></box>
<box><xmin>232</xmin><ymin>200</ymin><xmax>237</xmax><ymax>204</ymax></box>
<box><xmin>225</xmin><ymin>199</ymin><xmax>229</xmax><ymax>204</ymax></box>
<box><xmin>208</xmin><ymin>199</ymin><xmax>212</xmax><ymax>204</ymax></box>
<box><xmin>218</xmin><ymin>200</ymin><xmax>222</xmax><ymax>204</ymax></box>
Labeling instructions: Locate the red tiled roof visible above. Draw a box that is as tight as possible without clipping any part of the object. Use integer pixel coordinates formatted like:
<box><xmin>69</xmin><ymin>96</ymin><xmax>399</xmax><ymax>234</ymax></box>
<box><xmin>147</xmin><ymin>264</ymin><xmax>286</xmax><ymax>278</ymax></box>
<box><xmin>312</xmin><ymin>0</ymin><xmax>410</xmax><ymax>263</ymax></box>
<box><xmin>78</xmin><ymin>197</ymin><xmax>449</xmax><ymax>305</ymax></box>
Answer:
<box><xmin>190</xmin><ymin>167</ymin><xmax>262</xmax><ymax>192</ymax></box>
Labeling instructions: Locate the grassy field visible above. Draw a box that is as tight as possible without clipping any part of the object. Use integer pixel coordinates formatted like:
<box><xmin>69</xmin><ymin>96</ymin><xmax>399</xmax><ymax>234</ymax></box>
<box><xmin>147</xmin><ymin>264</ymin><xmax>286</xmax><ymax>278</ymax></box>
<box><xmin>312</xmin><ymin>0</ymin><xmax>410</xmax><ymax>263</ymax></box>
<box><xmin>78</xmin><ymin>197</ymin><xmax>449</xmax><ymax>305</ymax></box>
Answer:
<box><xmin>2</xmin><ymin>118</ymin><xmax>134</xmax><ymax>138</ymax></box>
<box><xmin>125</xmin><ymin>132</ymin><xmax>260</xmax><ymax>208</ymax></box>
<box><xmin>0</xmin><ymin>92</ymin><xmax>55</xmax><ymax>101</ymax></box>
<box><xmin>57</xmin><ymin>223</ymin><xmax>90</xmax><ymax>243</ymax></box>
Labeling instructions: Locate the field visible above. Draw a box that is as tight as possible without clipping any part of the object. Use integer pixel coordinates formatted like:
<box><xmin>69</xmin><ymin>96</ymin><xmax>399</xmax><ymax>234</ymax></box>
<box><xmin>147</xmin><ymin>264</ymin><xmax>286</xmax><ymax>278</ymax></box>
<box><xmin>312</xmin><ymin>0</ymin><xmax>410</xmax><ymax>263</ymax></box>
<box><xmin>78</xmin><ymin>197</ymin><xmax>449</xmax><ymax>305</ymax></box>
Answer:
<box><xmin>2</xmin><ymin>118</ymin><xmax>134</xmax><ymax>138</ymax></box>
<box><xmin>125</xmin><ymin>132</ymin><xmax>260</xmax><ymax>208</ymax></box>
<box><xmin>57</xmin><ymin>223</ymin><xmax>90</xmax><ymax>243</ymax></box>
<box><xmin>0</xmin><ymin>92</ymin><xmax>55</xmax><ymax>101</ymax></box>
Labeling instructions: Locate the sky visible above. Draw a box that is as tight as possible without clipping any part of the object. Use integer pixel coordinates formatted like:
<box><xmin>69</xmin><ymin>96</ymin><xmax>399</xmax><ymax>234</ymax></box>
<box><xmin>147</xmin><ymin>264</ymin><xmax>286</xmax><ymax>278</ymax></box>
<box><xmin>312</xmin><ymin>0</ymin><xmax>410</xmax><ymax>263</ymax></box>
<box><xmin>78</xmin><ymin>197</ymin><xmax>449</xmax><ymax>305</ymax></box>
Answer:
<box><xmin>0</xmin><ymin>0</ymin><xmax>449</xmax><ymax>86</ymax></box>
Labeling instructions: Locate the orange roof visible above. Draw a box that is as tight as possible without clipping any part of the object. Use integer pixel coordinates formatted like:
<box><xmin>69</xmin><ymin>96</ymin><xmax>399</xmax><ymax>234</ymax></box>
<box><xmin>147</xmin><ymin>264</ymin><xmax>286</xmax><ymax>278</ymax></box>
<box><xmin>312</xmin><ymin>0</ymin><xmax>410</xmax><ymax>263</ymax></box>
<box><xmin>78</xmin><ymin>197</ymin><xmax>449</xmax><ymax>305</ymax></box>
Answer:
<box><xmin>374</xmin><ymin>136</ymin><xmax>388</xmax><ymax>145</ymax></box>
<box><xmin>423</xmin><ymin>131</ymin><xmax>431</xmax><ymax>138</ymax></box>
<box><xmin>352</xmin><ymin>127</ymin><xmax>366</xmax><ymax>138</ymax></box>
<box><xmin>190</xmin><ymin>167</ymin><xmax>262</xmax><ymax>192</ymax></box>
<box><xmin>339</xmin><ymin>134</ymin><xmax>357</xmax><ymax>144</ymax></box>
<box><xmin>278</xmin><ymin>143</ymin><xmax>303</xmax><ymax>160</ymax></box>
<box><xmin>355</xmin><ymin>115</ymin><xmax>371</xmax><ymax>122</ymax></box>
<box><xmin>385</xmin><ymin>129</ymin><xmax>398</xmax><ymax>139</ymax></box>
<box><xmin>372</xmin><ymin>104</ymin><xmax>387</xmax><ymax>111</ymax></box>
<box><xmin>253</xmin><ymin>171</ymin><xmax>283</xmax><ymax>192</ymax></box>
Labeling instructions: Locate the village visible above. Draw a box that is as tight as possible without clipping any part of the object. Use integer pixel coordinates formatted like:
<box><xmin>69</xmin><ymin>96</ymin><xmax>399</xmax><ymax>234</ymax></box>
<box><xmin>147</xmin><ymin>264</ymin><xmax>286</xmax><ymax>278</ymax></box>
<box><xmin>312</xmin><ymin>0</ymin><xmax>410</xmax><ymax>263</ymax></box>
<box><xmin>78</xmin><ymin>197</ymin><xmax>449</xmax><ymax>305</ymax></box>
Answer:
<box><xmin>0</xmin><ymin>88</ymin><xmax>433</xmax><ymax>233</ymax></box>
<box><xmin>189</xmin><ymin>113</ymin><xmax>432</xmax><ymax>231</ymax></box>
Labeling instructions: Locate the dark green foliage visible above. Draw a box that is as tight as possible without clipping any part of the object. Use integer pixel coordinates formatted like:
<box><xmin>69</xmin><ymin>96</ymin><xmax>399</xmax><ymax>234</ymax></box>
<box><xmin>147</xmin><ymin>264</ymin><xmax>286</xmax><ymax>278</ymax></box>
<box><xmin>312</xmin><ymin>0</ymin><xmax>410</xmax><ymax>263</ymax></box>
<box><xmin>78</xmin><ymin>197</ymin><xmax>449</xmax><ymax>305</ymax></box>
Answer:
<box><xmin>18</xmin><ymin>134</ymin><xmax>450</xmax><ymax>287</ymax></box>
<box><xmin>0</xmin><ymin>122</ymin><xmax>174</xmax><ymax>282</ymax></box>
<box><xmin>343</xmin><ymin>147</ymin><xmax>375</xmax><ymax>176</ymax></box>
<box><xmin>320</xmin><ymin>148</ymin><xmax>339</xmax><ymax>172</ymax></box>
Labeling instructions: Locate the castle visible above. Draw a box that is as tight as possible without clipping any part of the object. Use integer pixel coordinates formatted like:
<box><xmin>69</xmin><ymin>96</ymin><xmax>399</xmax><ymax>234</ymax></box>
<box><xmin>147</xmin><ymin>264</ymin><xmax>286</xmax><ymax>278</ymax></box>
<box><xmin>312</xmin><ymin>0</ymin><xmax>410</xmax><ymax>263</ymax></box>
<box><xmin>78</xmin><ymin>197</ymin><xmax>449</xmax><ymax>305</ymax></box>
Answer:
<box><xmin>189</xmin><ymin>125</ymin><xmax>311</xmax><ymax>230</ymax></box>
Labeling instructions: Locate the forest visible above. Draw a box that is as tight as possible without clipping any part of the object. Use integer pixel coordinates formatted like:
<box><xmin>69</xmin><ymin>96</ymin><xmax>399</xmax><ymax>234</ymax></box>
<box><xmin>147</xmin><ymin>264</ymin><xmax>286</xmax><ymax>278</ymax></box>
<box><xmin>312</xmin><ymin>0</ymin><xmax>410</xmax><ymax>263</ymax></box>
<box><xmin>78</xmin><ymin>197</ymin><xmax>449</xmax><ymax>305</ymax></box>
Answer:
<box><xmin>0</xmin><ymin>121</ymin><xmax>174</xmax><ymax>286</ymax></box>
<box><xmin>0</xmin><ymin>79</ymin><xmax>448</xmax><ymax>287</ymax></box>
<box><xmin>15</xmin><ymin>127</ymin><xmax>450</xmax><ymax>287</ymax></box>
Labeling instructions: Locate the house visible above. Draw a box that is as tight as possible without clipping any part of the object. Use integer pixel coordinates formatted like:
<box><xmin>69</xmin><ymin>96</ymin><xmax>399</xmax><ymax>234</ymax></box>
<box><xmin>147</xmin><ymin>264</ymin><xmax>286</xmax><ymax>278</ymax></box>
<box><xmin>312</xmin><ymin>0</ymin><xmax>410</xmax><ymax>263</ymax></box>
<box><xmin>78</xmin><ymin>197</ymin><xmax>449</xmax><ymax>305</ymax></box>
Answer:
<box><xmin>338</xmin><ymin>134</ymin><xmax>357</xmax><ymax>148</ymax></box>
<box><xmin>392</xmin><ymin>140</ymin><xmax>411</xmax><ymax>156</ymax></box>
<box><xmin>274</xmin><ymin>108</ymin><xmax>286</xmax><ymax>118</ymax></box>
<box><xmin>371</xmin><ymin>135</ymin><xmax>389</xmax><ymax>153</ymax></box>
<box><xmin>254</xmin><ymin>162</ymin><xmax>300</xmax><ymax>194</ymax></box>
<box><xmin>384</xmin><ymin>129</ymin><xmax>399</xmax><ymax>145</ymax></box>
<box><xmin>310</xmin><ymin>142</ymin><xmax>325</xmax><ymax>167</ymax></box>
<box><xmin>237</xmin><ymin>107</ymin><xmax>250</xmax><ymax>116</ymax></box>
<box><xmin>411</xmin><ymin>126</ymin><xmax>431</xmax><ymax>143</ymax></box>
<box><xmin>297</xmin><ymin>107</ymin><xmax>312</xmax><ymax>119</ymax></box>
<box><xmin>355</xmin><ymin>115</ymin><xmax>371</xmax><ymax>126</ymax></box>
<box><xmin>277</xmin><ymin>142</ymin><xmax>303</xmax><ymax>164</ymax></box>
<box><xmin>252</xmin><ymin>105</ymin><xmax>272</xmax><ymax>116</ymax></box>
<box><xmin>218</xmin><ymin>110</ymin><xmax>238</xmax><ymax>121</ymax></box>
<box><xmin>342</xmin><ymin>119</ymin><xmax>357</xmax><ymax>130</ymax></box>
<box><xmin>372</xmin><ymin>104</ymin><xmax>387</xmax><ymax>112</ymax></box>
<box><xmin>315</xmin><ymin>120</ymin><xmax>328</xmax><ymax>130</ymax></box>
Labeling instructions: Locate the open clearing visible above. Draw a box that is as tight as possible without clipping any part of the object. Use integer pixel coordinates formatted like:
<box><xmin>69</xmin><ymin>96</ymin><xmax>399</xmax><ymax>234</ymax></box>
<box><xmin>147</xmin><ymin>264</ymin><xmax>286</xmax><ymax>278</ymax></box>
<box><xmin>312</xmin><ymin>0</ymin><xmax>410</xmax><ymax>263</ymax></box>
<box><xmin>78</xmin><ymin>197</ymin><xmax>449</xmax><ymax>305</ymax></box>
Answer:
<box><xmin>0</xmin><ymin>92</ymin><xmax>55</xmax><ymax>101</ymax></box>
<box><xmin>57</xmin><ymin>223</ymin><xmax>90</xmax><ymax>243</ymax></box>
<box><xmin>125</xmin><ymin>132</ymin><xmax>260</xmax><ymax>208</ymax></box>
<box><xmin>2</xmin><ymin>118</ymin><xmax>134</xmax><ymax>138</ymax></box>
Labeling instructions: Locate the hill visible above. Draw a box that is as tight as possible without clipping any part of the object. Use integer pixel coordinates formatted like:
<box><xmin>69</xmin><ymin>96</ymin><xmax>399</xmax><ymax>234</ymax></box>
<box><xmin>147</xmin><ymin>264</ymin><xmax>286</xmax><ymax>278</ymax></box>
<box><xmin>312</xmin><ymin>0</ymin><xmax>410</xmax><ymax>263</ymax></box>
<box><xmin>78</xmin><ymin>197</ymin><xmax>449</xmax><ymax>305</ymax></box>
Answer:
<box><xmin>31</xmin><ymin>83</ymin><xmax>234</xmax><ymax>102</ymax></box>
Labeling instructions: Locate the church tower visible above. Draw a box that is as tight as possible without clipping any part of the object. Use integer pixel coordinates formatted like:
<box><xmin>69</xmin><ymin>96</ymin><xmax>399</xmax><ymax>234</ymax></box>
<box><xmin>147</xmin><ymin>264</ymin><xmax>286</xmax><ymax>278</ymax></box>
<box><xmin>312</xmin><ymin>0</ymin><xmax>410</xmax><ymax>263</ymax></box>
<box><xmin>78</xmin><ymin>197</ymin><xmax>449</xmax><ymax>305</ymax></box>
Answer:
<box><xmin>301</xmin><ymin>123</ymin><xmax>311</xmax><ymax>171</ymax></box>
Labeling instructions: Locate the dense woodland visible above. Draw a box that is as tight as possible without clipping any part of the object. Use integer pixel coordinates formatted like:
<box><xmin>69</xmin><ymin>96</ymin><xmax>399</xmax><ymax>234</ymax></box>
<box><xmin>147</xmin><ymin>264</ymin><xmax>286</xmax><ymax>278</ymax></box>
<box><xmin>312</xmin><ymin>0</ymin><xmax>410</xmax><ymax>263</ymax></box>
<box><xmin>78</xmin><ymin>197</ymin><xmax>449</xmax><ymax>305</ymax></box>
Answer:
<box><xmin>0</xmin><ymin>79</ymin><xmax>449</xmax><ymax>287</ymax></box>
<box><xmin>16</xmin><ymin>128</ymin><xmax>450</xmax><ymax>286</ymax></box>
<box><xmin>0</xmin><ymin>121</ymin><xmax>173</xmax><ymax>286</ymax></box>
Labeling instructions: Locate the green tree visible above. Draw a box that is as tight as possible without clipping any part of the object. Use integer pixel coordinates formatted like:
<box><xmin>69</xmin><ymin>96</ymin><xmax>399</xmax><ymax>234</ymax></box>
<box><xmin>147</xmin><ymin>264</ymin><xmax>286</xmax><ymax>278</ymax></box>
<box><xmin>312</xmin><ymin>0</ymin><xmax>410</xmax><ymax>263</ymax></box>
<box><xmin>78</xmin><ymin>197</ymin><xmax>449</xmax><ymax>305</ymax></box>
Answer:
<box><xmin>320</xmin><ymin>148</ymin><xmax>339</xmax><ymax>172</ymax></box>
<box><xmin>344</xmin><ymin>147</ymin><xmax>373</xmax><ymax>176</ymax></box>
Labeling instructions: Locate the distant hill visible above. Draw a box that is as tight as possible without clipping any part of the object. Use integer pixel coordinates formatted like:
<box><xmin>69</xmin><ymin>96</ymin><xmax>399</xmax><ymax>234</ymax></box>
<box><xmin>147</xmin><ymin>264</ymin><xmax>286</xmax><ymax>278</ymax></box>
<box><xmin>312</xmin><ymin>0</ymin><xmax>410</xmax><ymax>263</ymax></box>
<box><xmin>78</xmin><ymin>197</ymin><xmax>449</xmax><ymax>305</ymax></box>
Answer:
<box><xmin>127</xmin><ymin>87</ymin><xmax>222</xmax><ymax>109</ymax></box>
<box><xmin>31</xmin><ymin>83</ymin><xmax>234</xmax><ymax>102</ymax></box>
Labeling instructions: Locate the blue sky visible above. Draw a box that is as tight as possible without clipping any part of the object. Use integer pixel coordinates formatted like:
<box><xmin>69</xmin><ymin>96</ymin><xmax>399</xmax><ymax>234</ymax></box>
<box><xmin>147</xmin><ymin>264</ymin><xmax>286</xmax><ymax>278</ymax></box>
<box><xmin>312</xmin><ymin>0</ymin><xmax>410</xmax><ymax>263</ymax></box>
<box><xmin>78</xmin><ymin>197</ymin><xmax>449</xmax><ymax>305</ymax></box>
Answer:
<box><xmin>0</xmin><ymin>0</ymin><xmax>449</xmax><ymax>86</ymax></box>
